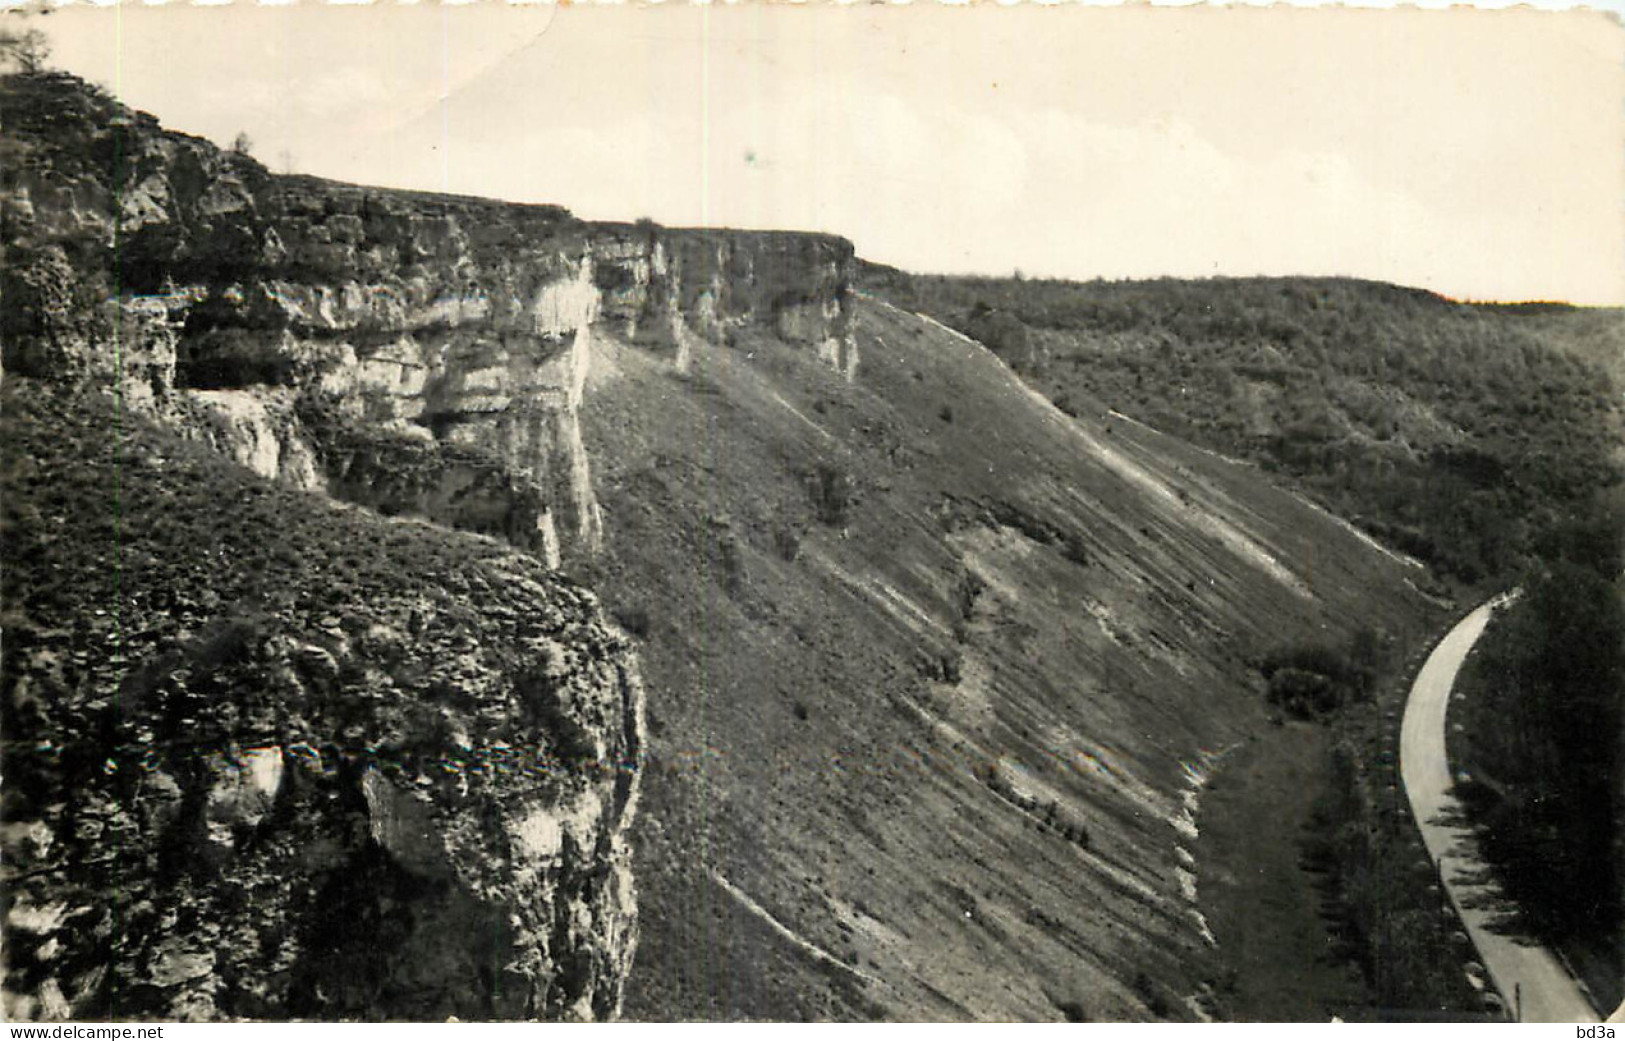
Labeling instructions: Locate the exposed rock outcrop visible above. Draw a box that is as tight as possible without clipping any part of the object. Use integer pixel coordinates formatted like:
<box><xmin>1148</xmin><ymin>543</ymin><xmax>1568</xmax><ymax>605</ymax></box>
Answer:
<box><xmin>1</xmin><ymin>72</ymin><xmax>661</xmax><ymax>1021</ymax></box>
<box><xmin>1</xmin><ymin>385</ymin><xmax>645</xmax><ymax>1021</ymax></box>
<box><xmin>1</xmin><ymin>71</ymin><xmax>857</xmax><ymax>562</ymax></box>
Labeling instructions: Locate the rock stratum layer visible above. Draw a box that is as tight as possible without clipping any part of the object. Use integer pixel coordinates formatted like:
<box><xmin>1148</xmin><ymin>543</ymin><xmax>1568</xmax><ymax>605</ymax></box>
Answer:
<box><xmin>1</xmin><ymin>74</ymin><xmax>656</xmax><ymax>1021</ymax></box>
<box><xmin>2</xmin><ymin>71</ymin><xmax>856</xmax><ymax>564</ymax></box>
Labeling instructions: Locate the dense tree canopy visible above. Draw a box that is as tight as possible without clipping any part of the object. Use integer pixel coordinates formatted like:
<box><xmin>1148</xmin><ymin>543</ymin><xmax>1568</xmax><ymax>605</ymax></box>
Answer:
<box><xmin>1460</xmin><ymin>557</ymin><xmax>1623</xmax><ymax>939</ymax></box>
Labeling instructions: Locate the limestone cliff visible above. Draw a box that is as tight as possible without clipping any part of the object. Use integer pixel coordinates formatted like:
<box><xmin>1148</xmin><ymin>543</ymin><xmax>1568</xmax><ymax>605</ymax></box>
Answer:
<box><xmin>1</xmin><ymin>71</ymin><xmax>857</xmax><ymax>563</ymax></box>
<box><xmin>1</xmin><ymin>384</ymin><xmax>645</xmax><ymax>1021</ymax></box>
<box><xmin>1</xmin><ymin>72</ymin><xmax>656</xmax><ymax>1022</ymax></box>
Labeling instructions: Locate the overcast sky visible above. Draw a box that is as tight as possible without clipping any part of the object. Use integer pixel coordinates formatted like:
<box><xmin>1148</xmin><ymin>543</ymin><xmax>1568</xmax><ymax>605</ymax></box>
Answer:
<box><xmin>26</xmin><ymin>2</ymin><xmax>1625</xmax><ymax>305</ymax></box>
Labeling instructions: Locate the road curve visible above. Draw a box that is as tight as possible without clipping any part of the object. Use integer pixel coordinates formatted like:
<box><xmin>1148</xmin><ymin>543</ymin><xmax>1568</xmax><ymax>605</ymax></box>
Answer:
<box><xmin>1399</xmin><ymin>595</ymin><xmax>1600</xmax><ymax>1023</ymax></box>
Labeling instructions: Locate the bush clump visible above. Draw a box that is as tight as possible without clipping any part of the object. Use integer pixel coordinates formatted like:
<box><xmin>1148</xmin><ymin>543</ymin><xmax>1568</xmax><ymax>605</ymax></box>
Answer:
<box><xmin>1259</xmin><ymin>628</ymin><xmax>1384</xmax><ymax>719</ymax></box>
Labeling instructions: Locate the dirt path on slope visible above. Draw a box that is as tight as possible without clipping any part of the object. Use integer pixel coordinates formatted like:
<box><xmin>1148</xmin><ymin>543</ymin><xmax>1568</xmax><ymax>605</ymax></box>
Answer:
<box><xmin>1196</xmin><ymin>721</ymin><xmax>1373</xmax><ymax>1021</ymax></box>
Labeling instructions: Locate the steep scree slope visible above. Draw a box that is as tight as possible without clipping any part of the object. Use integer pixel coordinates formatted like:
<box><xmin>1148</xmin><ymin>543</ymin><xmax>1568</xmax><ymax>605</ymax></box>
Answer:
<box><xmin>0</xmin><ymin>384</ymin><xmax>644</xmax><ymax>1020</ymax></box>
<box><xmin>574</xmin><ymin>295</ymin><xmax>1442</xmax><ymax>1019</ymax></box>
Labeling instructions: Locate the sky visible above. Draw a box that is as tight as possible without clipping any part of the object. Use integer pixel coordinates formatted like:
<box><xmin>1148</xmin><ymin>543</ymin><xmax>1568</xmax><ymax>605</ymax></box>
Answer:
<box><xmin>18</xmin><ymin>1</ymin><xmax>1625</xmax><ymax>305</ymax></box>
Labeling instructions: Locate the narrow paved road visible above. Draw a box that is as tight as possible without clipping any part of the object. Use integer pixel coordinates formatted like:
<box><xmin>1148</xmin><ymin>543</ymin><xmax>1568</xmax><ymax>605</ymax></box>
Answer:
<box><xmin>1399</xmin><ymin>595</ymin><xmax>1601</xmax><ymax>1023</ymax></box>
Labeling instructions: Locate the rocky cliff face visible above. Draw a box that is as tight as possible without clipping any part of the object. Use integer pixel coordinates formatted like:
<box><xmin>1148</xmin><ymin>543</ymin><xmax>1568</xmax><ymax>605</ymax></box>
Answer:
<box><xmin>1</xmin><ymin>71</ymin><xmax>857</xmax><ymax>564</ymax></box>
<box><xmin>1</xmin><ymin>73</ymin><xmax>659</xmax><ymax>1022</ymax></box>
<box><xmin>1</xmin><ymin>385</ymin><xmax>647</xmax><ymax>1021</ymax></box>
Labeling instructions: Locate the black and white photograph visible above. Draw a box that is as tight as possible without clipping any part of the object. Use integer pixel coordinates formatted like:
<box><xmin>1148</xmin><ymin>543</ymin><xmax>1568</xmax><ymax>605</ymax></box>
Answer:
<box><xmin>1</xmin><ymin>0</ymin><xmax>1622</xmax><ymax>1025</ymax></box>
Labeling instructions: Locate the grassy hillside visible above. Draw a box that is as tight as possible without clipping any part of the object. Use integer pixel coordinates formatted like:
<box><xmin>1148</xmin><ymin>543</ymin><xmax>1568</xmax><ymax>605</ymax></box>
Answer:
<box><xmin>569</xmin><ymin>294</ymin><xmax>1442</xmax><ymax>1019</ymax></box>
<box><xmin>860</xmin><ymin>269</ymin><xmax>1623</xmax><ymax>588</ymax></box>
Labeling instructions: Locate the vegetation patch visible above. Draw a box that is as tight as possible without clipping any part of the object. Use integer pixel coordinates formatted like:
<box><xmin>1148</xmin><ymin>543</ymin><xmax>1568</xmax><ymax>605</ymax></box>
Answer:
<box><xmin>861</xmin><ymin>266</ymin><xmax>1623</xmax><ymax>588</ymax></box>
<box><xmin>1452</xmin><ymin>552</ymin><xmax>1624</xmax><ymax>1010</ymax></box>
<box><xmin>1257</xmin><ymin>628</ymin><xmax>1384</xmax><ymax>720</ymax></box>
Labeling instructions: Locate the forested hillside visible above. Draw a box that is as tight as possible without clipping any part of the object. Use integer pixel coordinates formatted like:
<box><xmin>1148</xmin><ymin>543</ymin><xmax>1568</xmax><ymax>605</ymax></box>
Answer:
<box><xmin>861</xmin><ymin>268</ymin><xmax>1623</xmax><ymax>588</ymax></box>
